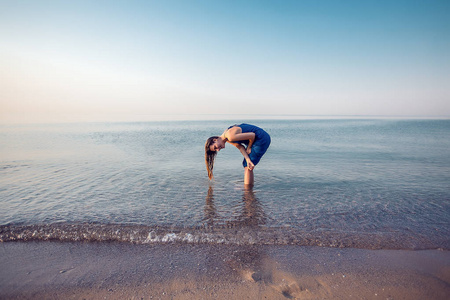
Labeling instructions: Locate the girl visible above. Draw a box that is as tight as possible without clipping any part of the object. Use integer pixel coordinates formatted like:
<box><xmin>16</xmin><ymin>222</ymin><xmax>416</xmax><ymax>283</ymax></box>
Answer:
<box><xmin>205</xmin><ymin>123</ymin><xmax>271</xmax><ymax>186</ymax></box>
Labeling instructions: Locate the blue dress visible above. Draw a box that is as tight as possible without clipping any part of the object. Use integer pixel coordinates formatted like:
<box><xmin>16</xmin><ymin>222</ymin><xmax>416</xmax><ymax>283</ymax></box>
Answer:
<box><xmin>228</xmin><ymin>123</ymin><xmax>271</xmax><ymax>168</ymax></box>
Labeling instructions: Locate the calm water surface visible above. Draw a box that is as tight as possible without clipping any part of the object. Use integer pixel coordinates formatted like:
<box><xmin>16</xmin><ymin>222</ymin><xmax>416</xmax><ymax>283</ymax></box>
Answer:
<box><xmin>1</xmin><ymin>119</ymin><xmax>449</xmax><ymax>249</ymax></box>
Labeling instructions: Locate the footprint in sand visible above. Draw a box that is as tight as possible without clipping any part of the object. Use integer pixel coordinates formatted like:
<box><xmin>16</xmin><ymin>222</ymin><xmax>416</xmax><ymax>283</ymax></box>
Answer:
<box><xmin>272</xmin><ymin>276</ymin><xmax>332</xmax><ymax>299</ymax></box>
<box><xmin>270</xmin><ymin>278</ymin><xmax>306</xmax><ymax>299</ymax></box>
<box><xmin>239</xmin><ymin>266</ymin><xmax>330</xmax><ymax>299</ymax></box>
<box><xmin>226</xmin><ymin>250</ymin><xmax>330</xmax><ymax>299</ymax></box>
<box><xmin>239</xmin><ymin>267</ymin><xmax>308</xmax><ymax>299</ymax></box>
<box><xmin>239</xmin><ymin>269</ymin><xmax>264</xmax><ymax>282</ymax></box>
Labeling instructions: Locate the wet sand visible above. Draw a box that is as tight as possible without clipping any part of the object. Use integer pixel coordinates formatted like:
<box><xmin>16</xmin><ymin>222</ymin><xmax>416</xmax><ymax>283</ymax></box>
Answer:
<box><xmin>1</xmin><ymin>242</ymin><xmax>449</xmax><ymax>299</ymax></box>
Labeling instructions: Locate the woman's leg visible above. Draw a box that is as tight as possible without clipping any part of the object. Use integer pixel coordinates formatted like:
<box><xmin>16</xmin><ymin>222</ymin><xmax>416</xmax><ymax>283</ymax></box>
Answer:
<box><xmin>244</xmin><ymin>167</ymin><xmax>254</xmax><ymax>186</ymax></box>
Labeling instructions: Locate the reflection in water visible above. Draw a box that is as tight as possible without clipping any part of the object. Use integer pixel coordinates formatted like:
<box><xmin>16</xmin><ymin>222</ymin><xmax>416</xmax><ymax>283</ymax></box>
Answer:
<box><xmin>203</xmin><ymin>186</ymin><xmax>218</xmax><ymax>228</ymax></box>
<box><xmin>202</xmin><ymin>186</ymin><xmax>267</xmax><ymax>229</ymax></box>
<box><xmin>234</xmin><ymin>187</ymin><xmax>267</xmax><ymax>228</ymax></box>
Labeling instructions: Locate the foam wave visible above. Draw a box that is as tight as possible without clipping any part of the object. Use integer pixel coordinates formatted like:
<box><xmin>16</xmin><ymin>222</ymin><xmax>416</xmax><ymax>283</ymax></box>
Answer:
<box><xmin>0</xmin><ymin>223</ymin><xmax>448</xmax><ymax>250</ymax></box>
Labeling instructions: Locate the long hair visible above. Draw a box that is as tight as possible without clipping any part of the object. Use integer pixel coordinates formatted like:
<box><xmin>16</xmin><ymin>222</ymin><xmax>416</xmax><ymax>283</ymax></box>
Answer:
<box><xmin>205</xmin><ymin>136</ymin><xmax>219</xmax><ymax>180</ymax></box>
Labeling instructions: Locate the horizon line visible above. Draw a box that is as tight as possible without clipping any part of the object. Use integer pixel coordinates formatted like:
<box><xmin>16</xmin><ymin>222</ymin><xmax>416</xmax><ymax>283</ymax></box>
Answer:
<box><xmin>1</xmin><ymin>113</ymin><xmax>450</xmax><ymax>126</ymax></box>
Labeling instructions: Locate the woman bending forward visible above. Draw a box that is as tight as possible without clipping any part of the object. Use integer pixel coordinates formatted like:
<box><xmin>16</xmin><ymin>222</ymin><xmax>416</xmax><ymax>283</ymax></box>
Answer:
<box><xmin>205</xmin><ymin>123</ymin><xmax>271</xmax><ymax>186</ymax></box>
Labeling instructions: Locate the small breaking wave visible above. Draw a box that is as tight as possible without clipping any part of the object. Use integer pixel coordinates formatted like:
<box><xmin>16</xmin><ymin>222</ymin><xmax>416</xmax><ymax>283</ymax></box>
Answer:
<box><xmin>1</xmin><ymin>223</ymin><xmax>448</xmax><ymax>250</ymax></box>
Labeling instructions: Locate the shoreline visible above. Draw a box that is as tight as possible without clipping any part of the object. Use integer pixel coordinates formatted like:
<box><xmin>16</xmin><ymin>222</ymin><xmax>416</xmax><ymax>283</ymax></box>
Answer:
<box><xmin>2</xmin><ymin>223</ymin><xmax>448</xmax><ymax>251</ymax></box>
<box><xmin>1</xmin><ymin>241</ymin><xmax>449</xmax><ymax>299</ymax></box>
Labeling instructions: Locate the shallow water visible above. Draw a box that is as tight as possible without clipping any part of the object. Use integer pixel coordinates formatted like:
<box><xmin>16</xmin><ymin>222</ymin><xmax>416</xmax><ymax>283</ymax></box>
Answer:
<box><xmin>1</xmin><ymin>119</ymin><xmax>449</xmax><ymax>249</ymax></box>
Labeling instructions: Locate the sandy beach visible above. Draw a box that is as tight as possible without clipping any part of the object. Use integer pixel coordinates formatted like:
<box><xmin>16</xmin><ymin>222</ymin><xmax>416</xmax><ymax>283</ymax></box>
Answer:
<box><xmin>1</xmin><ymin>242</ymin><xmax>449</xmax><ymax>299</ymax></box>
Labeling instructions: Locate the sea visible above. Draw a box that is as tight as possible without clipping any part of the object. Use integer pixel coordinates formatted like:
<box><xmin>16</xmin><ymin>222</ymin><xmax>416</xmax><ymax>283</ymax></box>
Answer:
<box><xmin>1</xmin><ymin>119</ymin><xmax>449</xmax><ymax>250</ymax></box>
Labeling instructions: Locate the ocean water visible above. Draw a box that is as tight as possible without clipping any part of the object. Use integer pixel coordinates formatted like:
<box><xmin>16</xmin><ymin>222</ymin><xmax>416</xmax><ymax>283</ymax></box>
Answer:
<box><xmin>1</xmin><ymin>119</ymin><xmax>449</xmax><ymax>250</ymax></box>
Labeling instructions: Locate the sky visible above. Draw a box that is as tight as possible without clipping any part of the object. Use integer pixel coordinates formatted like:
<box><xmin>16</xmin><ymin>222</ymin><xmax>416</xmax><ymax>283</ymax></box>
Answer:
<box><xmin>1</xmin><ymin>0</ymin><xmax>449</xmax><ymax>123</ymax></box>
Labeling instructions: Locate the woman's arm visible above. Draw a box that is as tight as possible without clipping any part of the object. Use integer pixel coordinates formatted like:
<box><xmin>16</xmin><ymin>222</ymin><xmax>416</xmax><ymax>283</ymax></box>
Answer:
<box><xmin>225</xmin><ymin>127</ymin><xmax>255</xmax><ymax>154</ymax></box>
<box><xmin>227</xmin><ymin>141</ymin><xmax>255</xmax><ymax>170</ymax></box>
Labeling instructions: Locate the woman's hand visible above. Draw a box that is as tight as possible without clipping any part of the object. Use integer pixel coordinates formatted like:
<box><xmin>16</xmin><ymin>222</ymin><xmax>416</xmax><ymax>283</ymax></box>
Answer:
<box><xmin>247</xmin><ymin>160</ymin><xmax>255</xmax><ymax>171</ymax></box>
<box><xmin>246</xmin><ymin>146</ymin><xmax>252</xmax><ymax>155</ymax></box>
